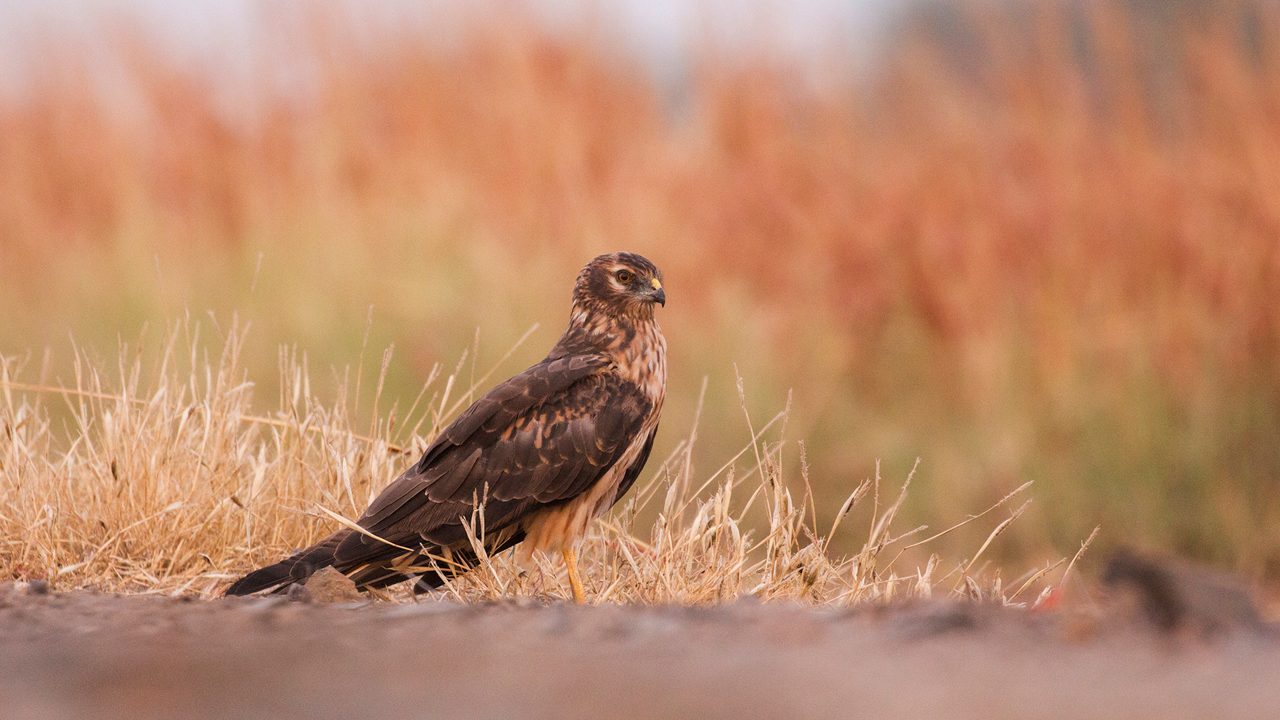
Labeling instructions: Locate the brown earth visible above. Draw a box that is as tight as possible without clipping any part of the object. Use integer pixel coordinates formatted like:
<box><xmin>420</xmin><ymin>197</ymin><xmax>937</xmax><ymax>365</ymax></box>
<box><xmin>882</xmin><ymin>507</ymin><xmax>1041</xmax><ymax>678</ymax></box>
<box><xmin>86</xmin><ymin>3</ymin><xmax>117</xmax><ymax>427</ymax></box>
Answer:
<box><xmin>1</xmin><ymin>576</ymin><xmax>1276</xmax><ymax>720</ymax></box>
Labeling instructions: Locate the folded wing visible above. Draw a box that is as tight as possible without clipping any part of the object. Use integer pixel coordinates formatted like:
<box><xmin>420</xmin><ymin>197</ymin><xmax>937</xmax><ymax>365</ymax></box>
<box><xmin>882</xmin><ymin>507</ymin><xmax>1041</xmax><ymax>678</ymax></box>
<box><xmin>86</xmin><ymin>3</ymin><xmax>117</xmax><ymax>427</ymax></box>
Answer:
<box><xmin>334</xmin><ymin>353</ymin><xmax>653</xmax><ymax>563</ymax></box>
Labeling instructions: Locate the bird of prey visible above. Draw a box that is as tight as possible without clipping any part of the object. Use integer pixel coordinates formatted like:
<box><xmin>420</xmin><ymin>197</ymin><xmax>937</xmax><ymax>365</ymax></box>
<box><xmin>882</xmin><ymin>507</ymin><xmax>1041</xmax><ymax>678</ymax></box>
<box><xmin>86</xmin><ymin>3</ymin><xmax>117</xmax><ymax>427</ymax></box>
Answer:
<box><xmin>226</xmin><ymin>252</ymin><xmax>666</xmax><ymax>603</ymax></box>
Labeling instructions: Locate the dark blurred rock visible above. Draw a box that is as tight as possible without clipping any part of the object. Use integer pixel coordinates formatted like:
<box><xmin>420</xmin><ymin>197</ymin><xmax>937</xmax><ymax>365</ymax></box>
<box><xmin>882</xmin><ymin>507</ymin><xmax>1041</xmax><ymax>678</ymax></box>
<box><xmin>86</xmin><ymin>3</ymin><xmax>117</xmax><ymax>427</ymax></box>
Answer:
<box><xmin>1103</xmin><ymin>549</ymin><xmax>1274</xmax><ymax>637</ymax></box>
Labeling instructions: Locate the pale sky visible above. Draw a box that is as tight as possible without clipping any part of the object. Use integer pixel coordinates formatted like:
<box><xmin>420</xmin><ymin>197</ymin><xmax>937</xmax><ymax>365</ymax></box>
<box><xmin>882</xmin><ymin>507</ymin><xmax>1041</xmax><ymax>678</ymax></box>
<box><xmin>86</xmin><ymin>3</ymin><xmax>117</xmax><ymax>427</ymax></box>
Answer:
<box><xmin>0</xmin><ymin>0</ymin><xmax>900</xmax><ymax>101</ymax></box>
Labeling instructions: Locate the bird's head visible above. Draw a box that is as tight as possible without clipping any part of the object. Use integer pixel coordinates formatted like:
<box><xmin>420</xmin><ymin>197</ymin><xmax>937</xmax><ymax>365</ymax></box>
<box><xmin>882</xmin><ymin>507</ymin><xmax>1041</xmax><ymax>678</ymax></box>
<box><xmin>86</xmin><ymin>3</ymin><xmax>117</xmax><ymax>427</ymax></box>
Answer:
<box><xmin>572</xmin><ymin>252</ymin><xmax>666</xmax><ymax>318</ymax></box>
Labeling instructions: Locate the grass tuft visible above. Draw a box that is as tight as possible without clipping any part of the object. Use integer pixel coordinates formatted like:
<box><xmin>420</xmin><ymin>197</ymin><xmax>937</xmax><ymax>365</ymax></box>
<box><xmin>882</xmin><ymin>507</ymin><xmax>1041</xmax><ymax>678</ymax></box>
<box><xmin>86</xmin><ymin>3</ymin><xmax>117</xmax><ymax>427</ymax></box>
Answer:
<box><xmin>0</xmin><ymin>324</ymin><xmax>1061</xmax><ymax>604</ymax></box>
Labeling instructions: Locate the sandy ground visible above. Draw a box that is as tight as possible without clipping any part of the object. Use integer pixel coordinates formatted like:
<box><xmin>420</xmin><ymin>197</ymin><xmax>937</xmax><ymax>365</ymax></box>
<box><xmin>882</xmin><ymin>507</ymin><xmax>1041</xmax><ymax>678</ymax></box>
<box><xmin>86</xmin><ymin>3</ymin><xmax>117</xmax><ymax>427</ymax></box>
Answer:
<box><xmin>1</xmin><ymin>579</ymin><xmax>1276</xmax><ymax>720</ymax></box>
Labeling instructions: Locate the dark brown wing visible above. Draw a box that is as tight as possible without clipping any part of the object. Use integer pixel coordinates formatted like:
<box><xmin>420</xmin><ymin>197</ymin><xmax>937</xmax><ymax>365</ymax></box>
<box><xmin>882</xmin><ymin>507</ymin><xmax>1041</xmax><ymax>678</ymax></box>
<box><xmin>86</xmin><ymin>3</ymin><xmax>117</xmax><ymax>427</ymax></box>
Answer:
<box><xmin>613</xmin><ymin>425</ymin><xmax>657</xmax><ymax>504</ymax></box>
<box><xmin>333</xmin><ymin>353</ymin><xmax>653</xmax><ymax>563</ymax></box>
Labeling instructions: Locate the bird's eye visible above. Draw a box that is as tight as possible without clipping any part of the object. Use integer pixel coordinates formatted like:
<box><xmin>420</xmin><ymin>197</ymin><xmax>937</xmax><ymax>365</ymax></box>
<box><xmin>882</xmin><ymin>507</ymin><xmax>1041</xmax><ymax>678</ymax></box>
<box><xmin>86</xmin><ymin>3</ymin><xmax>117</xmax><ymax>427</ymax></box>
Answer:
<box><xmin>615</xmin><ymin>270</ymin><xmax>634</xmax><ymax>284</ymax></box>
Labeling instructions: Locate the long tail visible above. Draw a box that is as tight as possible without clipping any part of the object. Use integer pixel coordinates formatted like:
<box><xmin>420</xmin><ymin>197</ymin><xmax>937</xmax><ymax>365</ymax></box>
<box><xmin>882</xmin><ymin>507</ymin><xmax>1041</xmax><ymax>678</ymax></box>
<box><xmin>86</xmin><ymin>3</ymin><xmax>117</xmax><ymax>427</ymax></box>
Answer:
<box><xmin>224</xmin><ymin>530</ymin><xmax>350</xmax><ymax>596</ymax></box>
<box><xmin>224</xmin><ymin>528</ymin><xmax>529</xmax><ymax>596</ymax></box>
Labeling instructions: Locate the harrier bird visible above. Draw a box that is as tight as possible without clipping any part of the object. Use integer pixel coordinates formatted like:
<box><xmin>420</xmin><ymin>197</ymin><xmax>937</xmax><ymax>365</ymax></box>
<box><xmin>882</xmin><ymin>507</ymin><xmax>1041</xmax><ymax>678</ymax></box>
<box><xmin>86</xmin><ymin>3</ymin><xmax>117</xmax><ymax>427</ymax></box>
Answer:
<box><xmin>226</xmin><ymin>252</ymin><xmax>666</xmax><ymax>602</ymax></box>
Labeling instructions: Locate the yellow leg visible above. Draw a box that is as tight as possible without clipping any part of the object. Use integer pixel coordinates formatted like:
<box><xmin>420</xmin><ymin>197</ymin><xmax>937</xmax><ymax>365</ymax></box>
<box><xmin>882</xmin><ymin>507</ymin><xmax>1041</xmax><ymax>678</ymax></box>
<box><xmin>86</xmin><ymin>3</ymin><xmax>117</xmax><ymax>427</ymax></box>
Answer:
<box><xmin>561</xmin><ymin>547</ymin><xmax>586</xmax><ymax>604</ymax></box>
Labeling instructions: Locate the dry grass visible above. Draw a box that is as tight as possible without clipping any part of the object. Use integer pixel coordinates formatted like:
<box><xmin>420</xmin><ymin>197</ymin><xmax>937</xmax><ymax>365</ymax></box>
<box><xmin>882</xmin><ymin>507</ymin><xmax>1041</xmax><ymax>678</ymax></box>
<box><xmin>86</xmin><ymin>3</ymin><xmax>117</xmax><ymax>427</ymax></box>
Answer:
<box><xmin>1</xmin><ymin>2</ymin><xmax>1278</xmax><ymax>576</ymax></box>
<box><xmin>0</xmin><ymin>324</ymin><xmax>1064</xmax><ymax>604</ymax></box>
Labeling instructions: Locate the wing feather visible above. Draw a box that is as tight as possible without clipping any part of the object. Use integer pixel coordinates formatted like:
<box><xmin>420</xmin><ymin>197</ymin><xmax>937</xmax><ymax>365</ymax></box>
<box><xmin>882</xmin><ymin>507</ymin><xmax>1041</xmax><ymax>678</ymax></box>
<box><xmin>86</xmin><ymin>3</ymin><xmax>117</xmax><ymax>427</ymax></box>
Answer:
<box><xmin>354</xmin><ymin>355</ymin><xmax>605</xmax><ymax>532</ymax></box>
<box><xmin>334</xmin><ymin>353</ymin><xmax>651</xmax><ymax>563</ymax></box>
<box><xmin>427</xmin><ymin>447</ymin><xmax>482</xmax><ymax>503</ymax></box>
<box><xmin>613</xmin><ymin>426</ymin><xmax>658</xmax><ymax>504</ymax></box>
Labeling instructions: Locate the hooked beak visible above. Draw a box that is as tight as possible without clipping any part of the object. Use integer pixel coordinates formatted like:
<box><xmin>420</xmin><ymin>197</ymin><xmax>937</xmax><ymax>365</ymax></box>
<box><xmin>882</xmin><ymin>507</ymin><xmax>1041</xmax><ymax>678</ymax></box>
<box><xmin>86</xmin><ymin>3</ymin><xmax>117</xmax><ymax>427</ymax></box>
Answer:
<box><xmin>650</xmin><ymin>278</ymin><xmax>666</xmax><ymax>306</ymax></box>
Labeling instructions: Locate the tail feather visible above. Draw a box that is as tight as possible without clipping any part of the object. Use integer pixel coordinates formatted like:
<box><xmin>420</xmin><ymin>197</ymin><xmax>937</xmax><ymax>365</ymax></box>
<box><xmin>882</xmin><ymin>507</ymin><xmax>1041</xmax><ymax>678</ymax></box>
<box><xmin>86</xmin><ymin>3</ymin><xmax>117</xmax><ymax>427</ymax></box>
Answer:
<box><xmin>224</xmin><ymin>527</ymin><xmax>529</xmax><ymax>596</ymax></box>
<box><xmin>224</xmin><ymin>530</ymin><xmax>348</xmax><ymax>596</ymax></box>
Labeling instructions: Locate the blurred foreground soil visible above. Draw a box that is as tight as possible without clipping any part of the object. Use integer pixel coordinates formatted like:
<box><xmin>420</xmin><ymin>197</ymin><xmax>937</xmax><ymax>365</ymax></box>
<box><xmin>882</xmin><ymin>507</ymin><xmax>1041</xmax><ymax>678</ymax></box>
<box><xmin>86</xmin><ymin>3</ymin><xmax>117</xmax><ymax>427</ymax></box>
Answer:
<box><xmin>1</xmin><ymin>571</ymin><xmax>1276</xmax><ymax>720</ymax></box>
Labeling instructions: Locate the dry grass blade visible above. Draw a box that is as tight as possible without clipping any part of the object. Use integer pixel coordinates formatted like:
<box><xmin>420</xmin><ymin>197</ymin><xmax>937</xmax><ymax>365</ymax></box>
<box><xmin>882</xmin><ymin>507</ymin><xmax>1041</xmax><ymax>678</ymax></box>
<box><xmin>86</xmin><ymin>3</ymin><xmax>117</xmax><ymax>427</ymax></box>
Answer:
<box><xmin>903</xmin><ymin>482</ymin><xmax>1034</xmax><ymax>551</ymax></box>
<box><xmin>951</xmin><ymin>500</ymin><xmax>1034</xmax><ymax>594</ymax></box>
<box><xmin>313</xmin><ymin>506</ymin><xmax>414</xmax><ymax>554</ymax></box>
